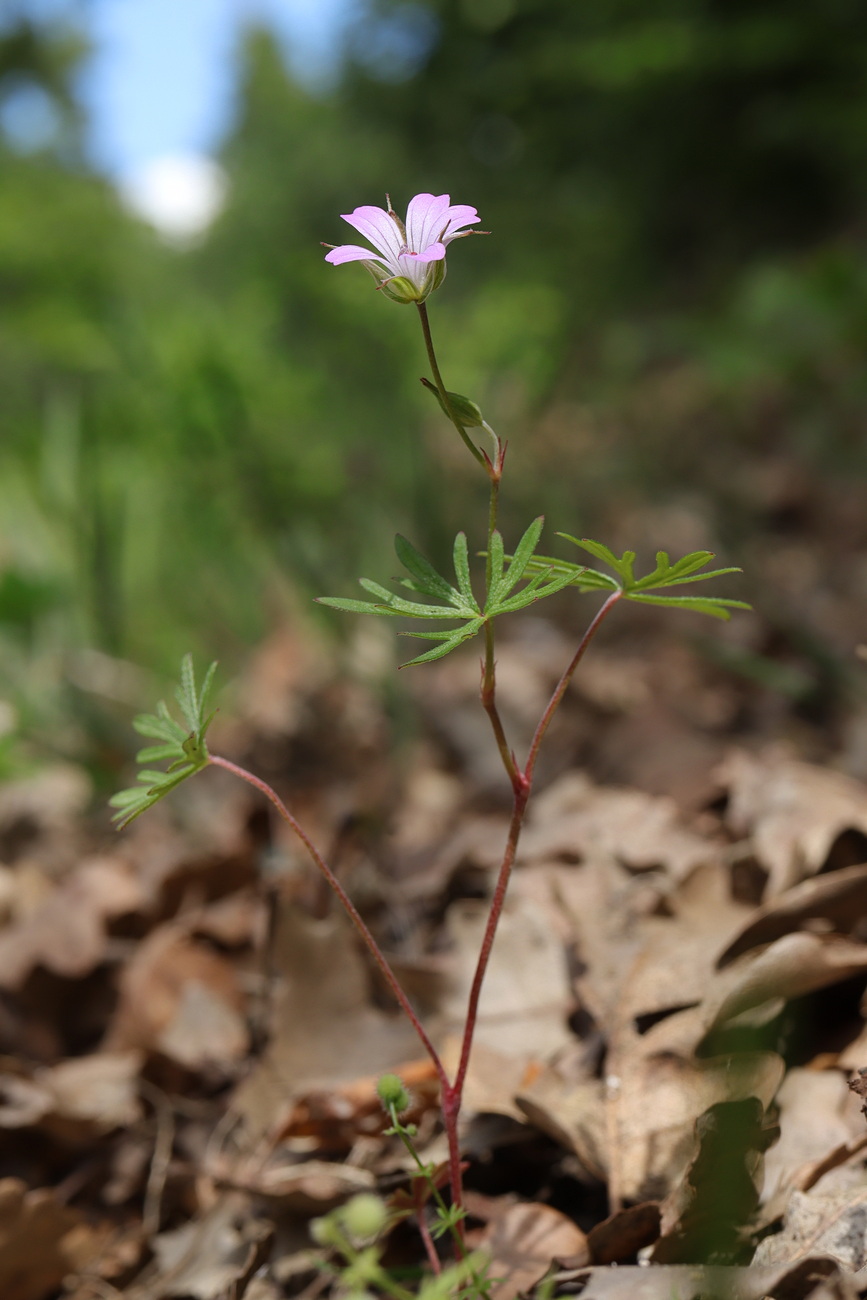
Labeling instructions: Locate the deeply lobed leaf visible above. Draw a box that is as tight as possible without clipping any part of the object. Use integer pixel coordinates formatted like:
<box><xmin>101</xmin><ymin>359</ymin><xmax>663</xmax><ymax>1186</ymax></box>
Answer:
<box><xmin>111</xmin><ymin>657</ymin><xmax>218</xmax><ymax>829</ymax></box>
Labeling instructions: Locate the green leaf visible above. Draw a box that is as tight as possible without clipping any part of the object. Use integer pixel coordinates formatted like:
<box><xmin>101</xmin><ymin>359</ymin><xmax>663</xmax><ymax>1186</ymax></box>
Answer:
<box><xmin>452</xmin><ymin>532</ymin><xmax>475</xmax><ymax>606</ymax></box>
<box><xmin>522</xmin><ymin>556</ymin><xmax>619</xmax><ymax>593</ymax></box>
<box><xmin>492</xmin><ymin>565</ymin><xmax>577</xmax><ymax>614</ymax></box>
<box><xmin>358</xmin><ymin>579</ymin><xmax>468</xmax><ymax>618</ymax></box>
<box><xmin>316</xmin><ymin>596</ymin><xmax>388</xmax><ymax>615</ymax></box>
<box><xmin>135</xmin><ymin>742</ymin><xmax>183</xmax><ymax>763</ymax></box>
<box><xmin>488</xmin><ymin>530</ymin><xmax>506</xmax><ymax>598</ymax></box>
<box><xmin>626</xmin><ymin>593</ymin><xmax>752</xmax><ymax>619</ymax></box>
<box><xmin>394</xmin><ymin>534</ymin><xmax>458</xmax><ymax>603</ymax></box>
<box><xmin>537</xmin><ymin>536</ymin><xmax>748</xmax><ymax>619</ymax></box>
<box><xmin>398</xmin><ymin>622</ymin><xmax>484</xmax><ymax>667</ymax></box>
<box><xmin>111</xmin><ymin>656</ymin><xmax>218</xmax><ymax>829</ymax></box>
<box><xmin>132</xmin><ymin>712</ymin><xmax>186</xmax><ymax>743</ymax></box>
<box><xmin>559</xmin><ymin>535</ymin><xmax>636</xmax><ymax>584</ymax></box>
<box><xmin>318</xmin><ymin>532</ymin><xmax>488</xmax><ymax>665</ymax></box>
<box><xmin>499</xmin><ymin>516</ymin><xmax>544</xmax><ymax>597</ymax></box>
<box><xmin>420</xmin><ymin>377</ymin><xmax>485</xmax><ymax>428</ymax></box>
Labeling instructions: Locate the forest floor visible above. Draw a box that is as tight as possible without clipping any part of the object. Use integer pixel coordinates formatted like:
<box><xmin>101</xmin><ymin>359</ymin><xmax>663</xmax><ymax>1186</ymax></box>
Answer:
<box><xmin>3</xmin><ymin>478</ymin><xmax>867</xmax><ymax>1300</ymax></box>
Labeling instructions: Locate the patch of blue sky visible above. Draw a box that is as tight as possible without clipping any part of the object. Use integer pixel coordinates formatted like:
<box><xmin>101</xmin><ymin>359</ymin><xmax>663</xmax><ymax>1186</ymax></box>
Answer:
<box><xmin>12</xmin><ymin>0</ymin><xmax>362</xmax><ymax>175</ymax></box>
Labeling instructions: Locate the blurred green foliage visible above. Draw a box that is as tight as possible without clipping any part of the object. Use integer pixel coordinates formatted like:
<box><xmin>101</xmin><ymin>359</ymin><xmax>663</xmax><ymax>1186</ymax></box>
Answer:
<box><xmin>2</xmin><ymin>1</ymin><xmax>867</xmax><ymax>752</ymax></box>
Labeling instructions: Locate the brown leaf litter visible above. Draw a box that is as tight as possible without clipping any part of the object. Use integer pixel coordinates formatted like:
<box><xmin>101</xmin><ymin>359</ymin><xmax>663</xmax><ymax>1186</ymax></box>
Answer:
<box><xmin>5</xmin><ymin>622</ymin><xmax>867</xmax><ymax>1297</ymax></box>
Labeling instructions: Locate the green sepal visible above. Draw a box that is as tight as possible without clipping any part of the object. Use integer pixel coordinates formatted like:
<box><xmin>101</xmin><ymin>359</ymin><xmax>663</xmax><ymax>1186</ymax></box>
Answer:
<box><xmin>378</xmin><ymin>275</ymin><xmax>421</xmax><ymax>304</ymax></box>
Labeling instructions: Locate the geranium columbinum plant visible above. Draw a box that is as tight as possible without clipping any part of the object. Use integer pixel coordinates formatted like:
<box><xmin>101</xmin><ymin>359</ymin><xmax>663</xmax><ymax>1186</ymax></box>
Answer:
<box><xmin>113</xmin><ymin>192</ymin><xmax>748</xmax><ymax>1280</ymax></box>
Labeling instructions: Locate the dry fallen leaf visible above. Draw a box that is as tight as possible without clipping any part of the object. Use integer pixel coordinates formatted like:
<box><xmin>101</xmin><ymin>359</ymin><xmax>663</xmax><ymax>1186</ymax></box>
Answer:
<box><xmin>707</xmin><ymin>933</ymin><xmax>867</xmax><ymax>1032</ymax></box>
<box><xmin>437</xmin><ymin>884</ymin><xmax>575</xmax><ymax>1114</ymax></box>
<box><xmin>0</xmin><ymin>857</ymin><xmax>144</xmax><ymax>989</ymax></box>
<box><xmin>753</xmin><ymin>1186</ymin><xmax>867</xmax><ymax>1274</ymax></box>
<box><xmin>127</xmin><ymin>1193</ymin><xmax>272</xmax><ymax>1300</ymax></box>
<box><xmin>0</xmin><ymin>1051</ymin><xmax>142</xmax><ymax>1141</ymax></box>
<box><xmin>652</xmin><ymin>1096</ymin><xmax>778</xmax><ymax>1264</ymax></box>
<box><xmin>0</xmin><ymin>1178</ymin><xmax>102</xmax><ymax>1300</ymax></box>
<box><xmin>107</xmin><ymin>924</ymin><xmax>249</xmax><ymax>1070</ymax></box>
<box><xmin>761</xmin><ymin>1070</ymin><xmax>864</xmax><ymax>1216</ymax></box>
<box><xmin>718</xmin><ymin>863</ymin><xmax>867</xmax><ymax>966</ymax></box>
<box><xmin>720</xmin><ymin>751</ymin><xmax>867</xmax><ymax>897</ymax></box>
<box><xmin>548</xmin><ymin>1259</ymin><xmax>852</xmax><ymax>1300</ymax></box>
<box><xmin>519</xmin><ymin>771</ymin><xmax>717</xmax><ymax>881</ymax></box>
<box><xmin>232</xmin><ymin>901</ymin><xmax>419</xmax><ymax>1142</ymax></box>
<box><xmin>477</xmin><ymin>1199</ymin><xmax>587</xmax><ymax>1300</ymax></box>
<box><xmin>610</xmin><ymin>1049</ymin><xmax>784</xmax><ymax>1205</ymax></box>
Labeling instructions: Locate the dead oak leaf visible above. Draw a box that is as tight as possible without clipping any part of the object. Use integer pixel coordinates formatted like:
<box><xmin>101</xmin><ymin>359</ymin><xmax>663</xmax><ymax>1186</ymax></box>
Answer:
<box><xmin>761</xmin><ymin>1070</ymin><xmax>864</xmax><ymax>1219</ymax></box>
<box><xmin>0</xmin><ymin>1177</ymin><xmax>102</xmax><ymax>1300</ymax></box>
<box><xmin>232</xmin><ymin>903</ymin><xmax>419</xmax><ymax>1144</ymax></box>
<box><xmin>753</xmin><ymin>1186</ymin><xmax>867</xmax><ymax>1274</ymax></box>
<box><xmin>547</xmin><ymin>1260</ymin><xmax>850</xmax><ymax>1300</ymax></box>
<box><xmin>707</xmin><ymin>933</ymin><xmax>867</xmax><ymax>1033</ymax></box>
<box><xmin>720</xmin><ymin>751</ymin><xmax>867</xmax><ymax>897</ymax></box>
<box><xmin>718</xmin><ymin>863</ymin><xmax>867</xmax><ymax>966</ymax></box>
<box><xmin>106</xmin><ymin>925</ymin><xmax>249</xmax><ymax>1071</ymax></box>
<box><xmin>127</xmin><ymin>1193</ymin><xmax>272</xmax><ymax>1300</ymax></box>
<box><xmin>478</xmin><ymin>1200</ymin><xmax>587</xmax><ymax>1300</ymax></box>
<box><xmin>0</xmin><ymin>1051</ymin><xmax>142</xmax><ymax>1140</ymax></box>
<box><xmin>519</xmin><ymin>771</ymin><xmax>717</xmax><ymax>881</ymax></box>
<box><xmin>0</xmin><ymin>857</ymin><xmax>144</xmax><ymax>989</ymax></box>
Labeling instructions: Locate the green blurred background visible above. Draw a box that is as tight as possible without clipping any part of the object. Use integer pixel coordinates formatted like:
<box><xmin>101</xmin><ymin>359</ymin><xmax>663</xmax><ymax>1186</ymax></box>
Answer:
<box><xmin>3</xmin><ymin>0</ymin><xmax>867</xmax><ymax>767</ymax></box>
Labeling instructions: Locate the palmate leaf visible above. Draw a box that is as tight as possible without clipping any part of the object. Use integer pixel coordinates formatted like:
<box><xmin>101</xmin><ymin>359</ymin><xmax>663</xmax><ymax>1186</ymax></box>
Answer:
<box><xmin>109</xmin><ymin>654</ymin><xmax>218</xmax><ymax>829</ymax></box>
<box><xmin>523</xmin><ymin>537</ymin><xmax>750</xmax><ymax>621</ymax></box>
<box><xmin>319</xmin><ymin>520</ymin><xmax>575</xmax><ymax>666</ymax></box>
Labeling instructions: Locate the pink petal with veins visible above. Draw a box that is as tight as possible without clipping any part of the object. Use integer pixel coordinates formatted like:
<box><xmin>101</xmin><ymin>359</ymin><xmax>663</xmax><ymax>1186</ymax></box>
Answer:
<box><xmin>340</xmin><ymin>205</ymin><xmax>403</xmax><ymax>263</ymax></box>
<box><xmin>325</xmin><ymin>244</ymin><xmax>386</xmax><ymax>265</ymax></box>
<box><xmin>442</xmin><ymin>205</ymin><xmax>481</xmax><ymax>241</ymax></box>
<box><xmin>405</xmin><ymin>193</ymin><xmax>453</xmax><ymax>254</ymax></box>
<box><xmin>404</xmin><ymin>241</ymin><xmax>447</xmax><ymax>264</ymax></box>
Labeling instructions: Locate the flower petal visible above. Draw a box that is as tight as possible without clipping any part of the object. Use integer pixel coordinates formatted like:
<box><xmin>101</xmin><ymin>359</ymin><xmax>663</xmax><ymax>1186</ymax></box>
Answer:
<box><xmin>405</xmin><ymin>241</ymin><xmax>447</xmax><ymax>264</ymax></box>
<box><xmin>325</xmin><ymin>244</ymin><xmax>388</xmax><ymax>266</ymax></box>
<box><xmin>441</xmin><ymin>204</ymin><xmax>481</xmax><ymax>242</ymax></box>
<box><xmin>340</xmin><ymin>205</ymin><xmax>404</xmax><ymax>265</ymax></box>
<box><xmin>405</xmin><ymin>193</ymin><xmax>452</xmax><ymax>254</ymax></box>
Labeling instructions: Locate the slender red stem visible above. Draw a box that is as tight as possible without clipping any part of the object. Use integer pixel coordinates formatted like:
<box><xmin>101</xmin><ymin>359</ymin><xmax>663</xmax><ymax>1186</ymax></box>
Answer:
<box><xmin>453</xmin><ymin>590</ymin><xmax>624</xmax><ymax>1113</ymax></box>
<box><xmin>208</xmin><ymin>754</ymin><xmax>448</xmax><ymax>1093</ymax></box>
<box><xmin>524</xmin><ymin>590</ymin><xmax>623</xmax><ymax>786</ymax></box>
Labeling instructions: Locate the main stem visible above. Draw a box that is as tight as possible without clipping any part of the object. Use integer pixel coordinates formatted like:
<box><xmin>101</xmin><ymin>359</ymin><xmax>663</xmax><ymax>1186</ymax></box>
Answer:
<box><xmin>454</xmin><ymin>589</ymin><xmax>624</xmax><ymax>1108</ymax></box>
<box><xmin>414</xmin><ymin>300</ymin><xmax>624</xmax><ymax>1226</ymax></box>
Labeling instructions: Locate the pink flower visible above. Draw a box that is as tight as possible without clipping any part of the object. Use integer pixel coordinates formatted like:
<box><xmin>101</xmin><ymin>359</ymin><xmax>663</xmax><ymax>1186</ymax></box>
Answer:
<box><xmin>323</xmin><ymin>193</ymin><xmax>482</xmax><ymax>303</ymax></box>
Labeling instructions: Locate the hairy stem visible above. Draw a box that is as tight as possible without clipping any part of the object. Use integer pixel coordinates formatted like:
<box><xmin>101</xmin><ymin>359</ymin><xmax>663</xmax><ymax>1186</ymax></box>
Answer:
<box><xmin>208</xmin><ymin>755</ymin><xmax>447</xmax><ymax>1092</ymax></box>
<box><xmin>416</xmin><ymin>302</ymin><xmax>487</xmax><ymax>471</ymax></box>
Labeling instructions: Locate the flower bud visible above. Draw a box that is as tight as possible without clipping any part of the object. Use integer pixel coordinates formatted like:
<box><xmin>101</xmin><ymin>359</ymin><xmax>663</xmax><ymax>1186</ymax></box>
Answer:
<box><xmin>376</xmin><ymin>1073</ymin><xmax>411</xmax><ymax>1113</ymax></box>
